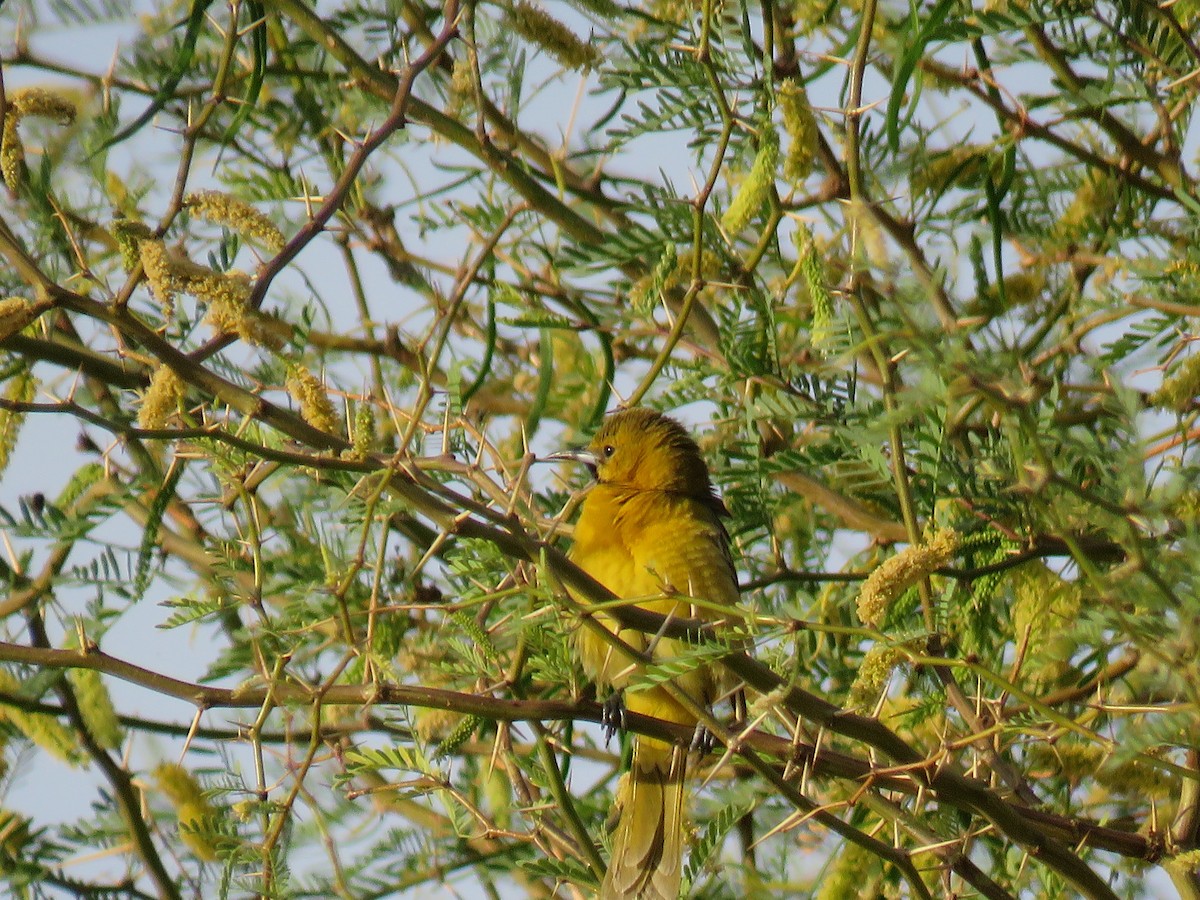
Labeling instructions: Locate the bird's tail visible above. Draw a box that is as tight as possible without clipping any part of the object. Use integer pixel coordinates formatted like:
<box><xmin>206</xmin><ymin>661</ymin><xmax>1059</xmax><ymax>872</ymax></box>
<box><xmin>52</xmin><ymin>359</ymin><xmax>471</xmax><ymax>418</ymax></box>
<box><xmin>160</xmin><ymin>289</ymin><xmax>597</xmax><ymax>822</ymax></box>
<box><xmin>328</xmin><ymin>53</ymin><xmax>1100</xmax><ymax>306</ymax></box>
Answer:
<box><xmin>600</xmin><ymin>738</ymin><xmax>686</xmax><ymax>900</ymax></box>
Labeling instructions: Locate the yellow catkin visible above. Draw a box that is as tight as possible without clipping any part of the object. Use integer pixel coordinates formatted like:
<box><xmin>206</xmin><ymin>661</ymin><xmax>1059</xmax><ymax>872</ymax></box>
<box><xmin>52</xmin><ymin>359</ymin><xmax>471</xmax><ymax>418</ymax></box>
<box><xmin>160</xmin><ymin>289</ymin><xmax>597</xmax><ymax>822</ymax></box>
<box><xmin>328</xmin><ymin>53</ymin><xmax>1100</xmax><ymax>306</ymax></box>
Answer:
<box><xmin>170</xmin><ymin>256</ymin><xmax>252</xmax><ymax>311</ymax></box>
<box><xmin>856</xmin><ymin>529</ymin><xmax>959</xmax><ymax>627</ymax></box>
<box><xmin>794</xmin><ymin>225</ymin><xmax>833</xmax><ymax>349</ymax></box>
<box><xmin>447</xmin><ymin>57</ymin><xmax>475</xmax><ymax>116</ymax></box>
<box><xmin>66</xmin><ymin>666</ymin><xmax>124</xmax><ymax>751</ymax></box>
<box><xmin>815</xmin><ymin>839</ymin><xmax>881</xmax><ymax>900</ymax></box>
<box><xmin>847</xmin><ymin>644</ymin><xmax>905</xmax><ymax>706</ymax></box>
<box><xmin>910</xmin><ymin>145</ymin><xmax>988</xmax><ymax>196</ymax></box>
<box><xmin>140</xmin><ymin>238</ymin><xmax>266</xmax><ymax>335</ymax></box>
<box><xmin>992</xmin><ymin>270</ymin><xmax>1045</xmax><ymax>308</ymax></box>
<box><xmin>137</xmin><ymin>240</ymin><xmax>278</xmax><ymax>347</ymax></box>
<box><xmin>1011</xmin><ymin>563</ymin><xmax>1082</xmax><ymax>648</ymax></box>
<box><xmin>722</xmin><ymin>127</ymin><xmax>780</xmax><ymax>235</ymax></box>
<box><xmin>286</xmin><ymin>364</ymin><xmax>338</xmax><ymax>434</ymax></box>
<box><xmin>198</xmin><ymin>271</ymin><xmax>260</xmax><ymax>341</ymax></box>
<box><xmin>153</xmin><ymin>761</ymin><xmax>208</xmax><ymax>807</ymax></box>
<box><xmin>194</xmin><ymin>273</ymin><xmax>249</xmax><ymax>314</ymax></box>
<box><xmin>184</xmin><ymin>190</ymin><xmax>285</xmax><ymax>253</ymax></box>
<box><xmin>1096</xmin><ymin>756</ymin><xmax>1172</xmax><ymax>797</ymax></box>
<box><xmin>1</xmin><ymin>87</ymin><xmax>77</xmax><ymax>189</ymax></box>
<box><xmin>206</xmin><ymin>296</ymin><xmax>245</xmax><ymax>336</ymax></box>
<box><xmin>779</xmin><ymin>80</ymin><xmax>818</xmax><ymax>183</ymax></box>
<box><xmin>1057</xmin><ymin>170</ymin><xmax>1116</xmax><ymax>242</ymax></box>
<box><xmin>0</xmin><ymin>369</ymin><xmax>36</xmax><ymax>478</ymax></box>
<box><xmin>138</xmin><ymin>239</ymin><xmax>178</xmax><ymax>315</ymax></box>
<box><xmin>10</xmin><ymin>87</ymin><xmax>77</xmax><ymax>123</ymax></box>
<box><xmin>0</xmin><ymin>115</ymin><xmax>20</xmax><ymax>191</ymax></box>
<box><xmin>111</xmin><ymin>218</ymin><xmax>155</xmax><ymax>272</ymax></box>
<box><xmin>350</xmin><ymin>402</ymin><xmax>375</xmax><ymax>458</ymax></box>
<box><xmin>0</xmin><ymin>670</ymin><xmax>83</xmax><ymax>766</ymax></box>
<box><xmin>1025</xmin><ymin>740</ymin><xmax>1101</xmax><ymax>780</ymax></box>
<box><xmin>206</xmin><ymin>299</ymin><xmax>285</xmax><ymax>349</ymax></box>
<box><xmin>509</xmin><ymin>1</ymin><xmax>599</xmax><ymax>71</ymax></box>
<box><xmin>138</xmin><ymin>366</ymin><xmax>185</xmax><ymax>430</ymax></box>
<box><xmin>1150</xmin><ymin>352</ymin><xmax>1200</xmax><ymax>413</ymax></box>
<box><xmin>0</xmin><ymin>297</ymin><xmax>38</xmax><ymax>343</ymax></box>
<box><xmin>153</xmin><ymin>762</ymin><xmax>219</xmax><ymax>861</ymax></box>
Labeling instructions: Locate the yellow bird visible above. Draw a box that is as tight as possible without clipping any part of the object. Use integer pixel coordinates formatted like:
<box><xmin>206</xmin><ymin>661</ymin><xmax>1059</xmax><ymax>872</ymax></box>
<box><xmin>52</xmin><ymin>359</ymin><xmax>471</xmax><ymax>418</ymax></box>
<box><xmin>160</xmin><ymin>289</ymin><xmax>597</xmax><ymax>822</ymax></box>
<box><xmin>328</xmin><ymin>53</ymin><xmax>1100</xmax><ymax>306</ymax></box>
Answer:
<box><xmin>552</xmin><ymin>407</ymin><xmax>741</xmax><ymax>900</ymax></box>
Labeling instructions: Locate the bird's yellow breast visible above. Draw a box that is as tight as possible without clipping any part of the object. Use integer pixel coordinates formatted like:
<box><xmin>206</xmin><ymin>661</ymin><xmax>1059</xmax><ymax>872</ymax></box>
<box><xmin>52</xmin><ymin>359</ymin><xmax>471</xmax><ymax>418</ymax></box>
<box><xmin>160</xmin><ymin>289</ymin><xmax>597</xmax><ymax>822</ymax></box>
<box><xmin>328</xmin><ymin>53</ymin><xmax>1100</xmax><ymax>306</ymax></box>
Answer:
<box><xmin>570</xmin><ymin>485</ymin><xmax>738</xmax><ymax>721</ymax></box>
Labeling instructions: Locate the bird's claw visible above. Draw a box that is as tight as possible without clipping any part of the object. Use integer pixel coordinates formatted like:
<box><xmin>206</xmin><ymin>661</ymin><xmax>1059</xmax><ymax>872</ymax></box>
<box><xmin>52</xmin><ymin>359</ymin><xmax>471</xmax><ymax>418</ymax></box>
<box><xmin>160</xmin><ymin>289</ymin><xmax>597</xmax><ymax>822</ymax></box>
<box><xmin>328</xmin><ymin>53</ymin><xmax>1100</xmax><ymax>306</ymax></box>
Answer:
<box><xmin>732</xmin><ymin>688</ymin><xmax>748</xmax><ymax>731</ymax></box>
<box><xmin>689</xmin><ymin>723</ymin><xmax>714</xmax><ymax>757</ymax></box>
<box><xmin>601</xmin><ymin>692</ymin><xmax>626</xmax><ymax>745</ymax></box>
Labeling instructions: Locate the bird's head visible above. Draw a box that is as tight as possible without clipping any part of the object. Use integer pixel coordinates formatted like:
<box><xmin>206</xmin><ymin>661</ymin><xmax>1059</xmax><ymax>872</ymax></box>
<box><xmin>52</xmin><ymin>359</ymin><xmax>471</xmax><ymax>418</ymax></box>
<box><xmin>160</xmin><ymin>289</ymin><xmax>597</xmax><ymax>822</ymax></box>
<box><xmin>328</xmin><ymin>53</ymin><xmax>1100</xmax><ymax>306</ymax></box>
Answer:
<box><xmin>548</xmin><ymin>407</ymin><xmax>718</xmax><ymax>502</ymax></box>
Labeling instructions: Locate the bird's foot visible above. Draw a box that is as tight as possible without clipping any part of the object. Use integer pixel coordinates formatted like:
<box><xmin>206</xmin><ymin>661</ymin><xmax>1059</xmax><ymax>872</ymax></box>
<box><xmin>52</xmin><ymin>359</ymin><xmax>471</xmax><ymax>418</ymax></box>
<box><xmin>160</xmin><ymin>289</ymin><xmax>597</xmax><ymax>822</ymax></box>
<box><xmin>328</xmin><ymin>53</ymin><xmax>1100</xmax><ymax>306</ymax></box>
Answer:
<box><xmin>731</xmin><ymin>687</ymin><xmax>748</xmax><ymax>731</ymax></box>
<box><xmin>601</xmin><ymin>692</ymin><xmax>626</xmax><ymax>745</ymax></box>
<box><xmin>689</xmin><ymin>723</ymin><xmax>715</xmax><ymax>757</ymax></box>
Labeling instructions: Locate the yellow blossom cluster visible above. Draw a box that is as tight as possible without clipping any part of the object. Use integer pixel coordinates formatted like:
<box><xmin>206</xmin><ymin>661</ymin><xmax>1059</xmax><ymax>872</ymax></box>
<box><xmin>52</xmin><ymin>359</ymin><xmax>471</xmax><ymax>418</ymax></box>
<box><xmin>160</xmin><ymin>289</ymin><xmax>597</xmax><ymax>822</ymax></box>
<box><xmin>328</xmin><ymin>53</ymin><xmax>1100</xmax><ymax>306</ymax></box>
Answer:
<box><xmin>0</xmin><ymin>368</ymin><xmax>36</xmax><ymax>478</ymax></box>
<box><xmin>779</xmin><ymin>80</ymin><xmax>818</xmax><ymax>183</ymax></box>
<box><xmin>153</xmin><ymin>762</ymin><xmax>220</xmax><ymax>861</ymax></box>
<box><xmin>0</xmin><ymin>670</ymin><xmax>83</xmax><ymax>765</ymax></box>
<box><xmin>1150</xmin><ymin>352</ymin><xmax>1200</xmax><ymax>413</ymax></box>
<box><xmin>286</xmin><ymin>364</ymin><xmax>338</xmax><ymax>434</ymax></box>
<box><xmin>134</xmin><ymin>237</ymin><xmax>282</xmax><ymax>346</ymax></box>
<box><xmin>1</xmin><ymin>87</ymin><xmax>77</xmax><ymax>189</ymax></box>
<box><xmin>62</xmin><ymin>637</ymin><xmax>123</xmax><ymax>751</ymax></box>
<box><xmin>856</xmin><ymin>529</ymin><xmax>960</xmax><ymax>627</ymax></box>
<box><xmin>184</xmin><ymin>190</ymin><xmax>285</xmax><ymax>253</ymax></box>
<box><xmin>847</xmin><ymin>644</ymin><xmax>905</xmax><ymax>706</ymax></box>
<box><xmin>722</xmin><ymin>127</ymin><xmax>779</xmax><ymax>235</ymax></box>
<box><xmin>111</xmin><ymin>218</ymin><xmax>156</xmax><ymax>272</ymax></box>
<box><xmin>137</xmin><ymin>366</ymin><xmax>185</xmax><ymax>430</ymax></box>
<box><xmin>794</xmin><ymin>225</ymin><xmax>833</xmax><ymax>349</ymax></box>
<box><xmin>0</xmin><ymin>297</ymin><xmax>37</xmax><ymax>343</ymax></box>
<box><xmin>509</xmin><ymin>2</ymin><xmax>599</xmax><ymax>71</ymax></box>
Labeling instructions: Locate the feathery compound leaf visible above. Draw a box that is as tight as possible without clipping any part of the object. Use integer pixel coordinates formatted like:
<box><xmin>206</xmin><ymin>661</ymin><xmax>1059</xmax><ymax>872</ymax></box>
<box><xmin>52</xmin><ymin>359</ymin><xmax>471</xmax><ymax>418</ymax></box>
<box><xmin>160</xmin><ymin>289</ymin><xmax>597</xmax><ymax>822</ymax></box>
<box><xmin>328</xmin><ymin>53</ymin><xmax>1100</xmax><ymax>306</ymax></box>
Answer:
<box><xmin>132</xmin><ymin>462</ymin><xmax>184</xmax><ymax>601</ymax></box>
<box><xmin>94</xmin><ymin>0</ymin><xmax>215</xmax><ymax>152</ymax></box>
<box><xmin>685</xmin><ymin>801</ymin><xmax>750</xmax><ymax>887</ymax></box>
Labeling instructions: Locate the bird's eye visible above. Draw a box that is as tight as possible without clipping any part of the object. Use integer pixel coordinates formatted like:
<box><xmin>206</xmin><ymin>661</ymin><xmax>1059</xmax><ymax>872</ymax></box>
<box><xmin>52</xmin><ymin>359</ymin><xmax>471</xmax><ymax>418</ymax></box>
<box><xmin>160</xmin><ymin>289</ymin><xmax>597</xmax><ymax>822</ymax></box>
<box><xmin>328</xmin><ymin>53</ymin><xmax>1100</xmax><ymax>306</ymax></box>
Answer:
<box><xmin>603</xmin><ymin>445</ymin><xmax>615</xmax><ymax>458</ymax></box>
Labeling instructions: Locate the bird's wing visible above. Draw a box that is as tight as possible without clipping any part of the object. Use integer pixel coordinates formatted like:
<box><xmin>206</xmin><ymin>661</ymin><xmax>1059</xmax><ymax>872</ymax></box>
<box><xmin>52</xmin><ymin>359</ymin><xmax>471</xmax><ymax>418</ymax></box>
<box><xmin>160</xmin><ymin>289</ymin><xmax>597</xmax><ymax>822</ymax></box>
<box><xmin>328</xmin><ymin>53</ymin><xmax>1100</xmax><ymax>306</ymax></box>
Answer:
<box><xmin>623</xmin><ymin>494</ymin><xmax>740</xmax><ymax>611</ymax></box>
<box><xmin>615</xmin><ymin>493</ymin><xmax>741</xmax><ymax>711</ymax></box>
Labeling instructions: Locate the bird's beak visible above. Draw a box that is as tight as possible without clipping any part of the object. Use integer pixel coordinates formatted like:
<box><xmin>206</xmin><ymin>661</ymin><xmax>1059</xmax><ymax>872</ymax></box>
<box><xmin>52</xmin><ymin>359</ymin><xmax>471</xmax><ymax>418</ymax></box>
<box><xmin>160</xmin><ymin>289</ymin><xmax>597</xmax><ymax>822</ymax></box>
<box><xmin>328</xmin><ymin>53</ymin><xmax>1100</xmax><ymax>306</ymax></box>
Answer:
<box><xmin>543</xmin><ymin>447</ymin><xmax>600</xmax><ymax>469</ymax></box>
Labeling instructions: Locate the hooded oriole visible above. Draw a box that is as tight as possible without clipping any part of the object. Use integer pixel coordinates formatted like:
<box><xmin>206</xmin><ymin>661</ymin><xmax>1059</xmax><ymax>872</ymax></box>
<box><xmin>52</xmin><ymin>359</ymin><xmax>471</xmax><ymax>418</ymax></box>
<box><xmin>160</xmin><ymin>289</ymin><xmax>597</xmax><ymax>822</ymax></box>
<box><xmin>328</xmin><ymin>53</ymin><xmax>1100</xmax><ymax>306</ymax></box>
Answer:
<box><xmin>552</xmin><ymin>407</ymin><xmax>740</xmax><ymax>899</ymax></box>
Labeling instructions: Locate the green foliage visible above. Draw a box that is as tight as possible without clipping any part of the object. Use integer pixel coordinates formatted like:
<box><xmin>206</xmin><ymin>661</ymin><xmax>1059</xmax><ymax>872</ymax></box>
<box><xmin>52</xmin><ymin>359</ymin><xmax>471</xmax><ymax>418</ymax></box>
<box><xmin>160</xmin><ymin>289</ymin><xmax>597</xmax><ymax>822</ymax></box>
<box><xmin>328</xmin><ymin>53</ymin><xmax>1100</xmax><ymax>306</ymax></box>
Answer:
<box><xmin>685</xmin><ymin>800</ymin><xmax>750</xmax><ymax>890</ymax></box>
